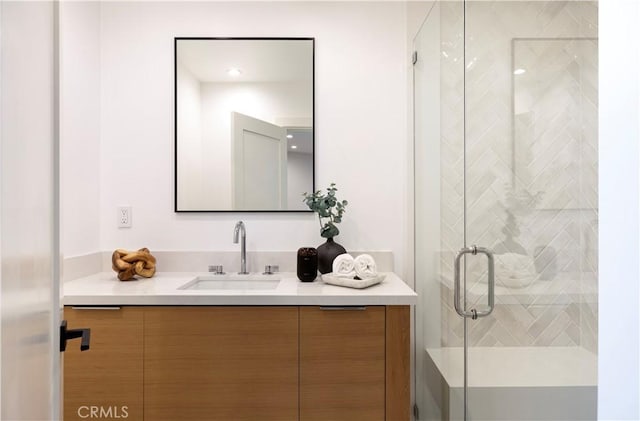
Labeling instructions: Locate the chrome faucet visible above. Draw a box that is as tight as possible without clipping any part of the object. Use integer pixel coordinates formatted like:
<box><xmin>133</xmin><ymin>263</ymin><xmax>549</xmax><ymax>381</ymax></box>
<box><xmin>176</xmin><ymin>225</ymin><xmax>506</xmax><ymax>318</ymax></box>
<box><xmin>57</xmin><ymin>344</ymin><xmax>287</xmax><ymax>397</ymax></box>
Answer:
<box><xmin>233</xmin><ymin>221</ymin><xmax>248</xmax><ymax>274</ymax></box>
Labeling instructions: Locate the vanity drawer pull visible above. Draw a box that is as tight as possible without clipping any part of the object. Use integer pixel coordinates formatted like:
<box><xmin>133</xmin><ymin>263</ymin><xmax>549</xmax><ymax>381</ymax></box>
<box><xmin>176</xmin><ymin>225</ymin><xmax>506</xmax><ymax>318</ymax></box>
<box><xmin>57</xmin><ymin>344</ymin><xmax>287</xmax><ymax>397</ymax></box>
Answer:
<box><xmin>319</xmin><ymin>306</ymin><xmax>367</xmax><ymax>311</ymax></box>
<box><xmin>71</xmin><ymin>306</ymin><xmax>121</xmax><ymax>311</ymax></box>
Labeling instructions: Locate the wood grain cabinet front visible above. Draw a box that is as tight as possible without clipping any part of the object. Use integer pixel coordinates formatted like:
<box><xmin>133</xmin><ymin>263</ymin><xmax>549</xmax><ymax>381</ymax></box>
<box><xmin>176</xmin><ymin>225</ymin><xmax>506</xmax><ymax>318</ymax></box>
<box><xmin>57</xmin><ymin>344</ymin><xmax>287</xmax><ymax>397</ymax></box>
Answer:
<box><xmin>143</xmin><ymin>306</ymin><xmax>299</xmax><ymax>421</ymax></box>
<box><xmin>63</xmin><ymin>306</ymin><xmax>143</xmax><ymax>421</ymax></box>
<box><xmin>300</xmin><ymin>306</ymin><xmax>386</xmax><ymax>421</ymax></box>
<box><xmin>63</xmin><ymin>304</ymin><xmax>410</xmax><ymax>421</ymax></box>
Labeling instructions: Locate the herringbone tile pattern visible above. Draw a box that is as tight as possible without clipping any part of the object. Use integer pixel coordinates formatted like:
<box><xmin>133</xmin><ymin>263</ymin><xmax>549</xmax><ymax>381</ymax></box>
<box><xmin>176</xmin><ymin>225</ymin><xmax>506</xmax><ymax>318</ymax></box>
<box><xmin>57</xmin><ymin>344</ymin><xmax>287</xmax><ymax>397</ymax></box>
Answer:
<box><xmin>436</xmin><ymin>1</ymin><xmax>598</xmax><ymax>352</ymax></box>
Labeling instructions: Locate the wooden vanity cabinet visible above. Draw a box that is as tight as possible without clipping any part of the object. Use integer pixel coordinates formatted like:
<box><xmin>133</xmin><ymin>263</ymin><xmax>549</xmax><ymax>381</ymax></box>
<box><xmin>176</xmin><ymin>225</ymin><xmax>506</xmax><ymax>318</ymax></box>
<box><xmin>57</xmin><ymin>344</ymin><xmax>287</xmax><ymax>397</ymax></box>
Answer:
<box><xmin>63</xmin><ymin>306</ymin><xmax>144</xmax><ymax>421</ymax></box>
<box><xmin>144</xmin><ymin>306</ymin><xmax>299</xmax><ymax>421</ymax></box>
<box><xmin>63</xmin><ymin>305</ymin><xmax>410</xmax><ymax>421</ymax></box>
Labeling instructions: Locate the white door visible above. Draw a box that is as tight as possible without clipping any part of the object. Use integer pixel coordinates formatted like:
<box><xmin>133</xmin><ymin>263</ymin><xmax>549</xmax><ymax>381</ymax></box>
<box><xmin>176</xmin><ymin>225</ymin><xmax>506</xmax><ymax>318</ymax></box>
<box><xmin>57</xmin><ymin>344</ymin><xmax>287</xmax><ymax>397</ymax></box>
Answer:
<box><xmin>1</xmin><ymin>1</ymin><xmax>61</xmax><ymax>419</ymax></box>
<box><xmin>231</xmin><ymin>112</ymin><xmax>287</xmax><ymax>210</ymax></box>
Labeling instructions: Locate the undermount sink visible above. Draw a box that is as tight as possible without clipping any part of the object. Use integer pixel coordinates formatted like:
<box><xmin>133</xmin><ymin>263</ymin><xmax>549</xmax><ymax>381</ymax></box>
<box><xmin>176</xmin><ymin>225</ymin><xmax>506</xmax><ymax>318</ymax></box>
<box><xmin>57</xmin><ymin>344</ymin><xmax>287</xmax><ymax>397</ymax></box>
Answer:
<box><xmin>178</xmin><ymin>274</ymin><xmax>281</xmax><ymax>291</ymax></box>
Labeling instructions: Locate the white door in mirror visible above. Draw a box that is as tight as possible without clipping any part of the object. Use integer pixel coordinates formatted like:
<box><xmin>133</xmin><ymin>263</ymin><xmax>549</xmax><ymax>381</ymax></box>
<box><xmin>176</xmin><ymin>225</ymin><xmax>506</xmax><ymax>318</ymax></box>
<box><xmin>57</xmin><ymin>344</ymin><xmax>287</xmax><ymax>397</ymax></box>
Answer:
<box><xmin>231</xmin><ymin>112</ymin><xmax>287</xmax><ymax>210</ymax></box>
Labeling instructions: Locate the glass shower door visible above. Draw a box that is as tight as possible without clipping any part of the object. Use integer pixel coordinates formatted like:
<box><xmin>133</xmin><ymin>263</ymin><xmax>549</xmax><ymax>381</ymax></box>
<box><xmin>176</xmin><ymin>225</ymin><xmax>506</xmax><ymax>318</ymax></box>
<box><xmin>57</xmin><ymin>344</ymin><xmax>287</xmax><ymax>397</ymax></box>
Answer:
<box><xmin>464</xmin><ymin>1</ymin><xmax>598</xmax><ymax>420</ymax></box>
<box><xmin>414</xmin><ymin>1</ymin><xmax>466</xmax><ymax>420</ymax></box>
<box><xmin>414</xmin><ymin>1</ymin><xmax>598</xmax><ymax>420</ymax></box>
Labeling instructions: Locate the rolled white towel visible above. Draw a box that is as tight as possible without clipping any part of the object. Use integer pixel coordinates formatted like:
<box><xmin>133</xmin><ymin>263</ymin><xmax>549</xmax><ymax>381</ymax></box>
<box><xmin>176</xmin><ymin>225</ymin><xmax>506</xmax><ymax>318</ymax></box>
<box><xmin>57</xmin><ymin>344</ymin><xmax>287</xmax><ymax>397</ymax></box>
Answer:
<box><xmin>495</xmin><ymin>253</ymin><xmax>536</xmax><ymax>288</ymax></box>
<box><xmin>354</xmin><ymin>254</ymin><xmax>377</xmax><ymax>279</ymax></box>
<box><xmin>332</xmin><ymin>254</ymin><xmax>356</xmax><ymax>278</ymax></box>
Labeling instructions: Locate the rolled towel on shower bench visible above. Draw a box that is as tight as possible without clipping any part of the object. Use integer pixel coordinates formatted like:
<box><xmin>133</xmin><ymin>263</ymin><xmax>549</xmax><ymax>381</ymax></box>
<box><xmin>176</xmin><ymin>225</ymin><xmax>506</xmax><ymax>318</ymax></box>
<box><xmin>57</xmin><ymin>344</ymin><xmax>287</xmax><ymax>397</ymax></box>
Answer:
<box><xmin>332</xmin><ymin>253</ymin><xmax>356</xmax><ymax>278</ymax></box>
<box><xmin>354</xmin><ymin>254</ymin><xmax>378</xmax><ymax>279</ymax></box>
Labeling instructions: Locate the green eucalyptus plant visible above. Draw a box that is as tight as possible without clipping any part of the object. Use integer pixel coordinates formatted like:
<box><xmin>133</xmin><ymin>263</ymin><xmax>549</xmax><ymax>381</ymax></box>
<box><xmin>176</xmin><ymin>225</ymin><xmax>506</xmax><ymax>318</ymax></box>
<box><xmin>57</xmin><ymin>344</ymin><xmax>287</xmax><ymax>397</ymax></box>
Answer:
<box><xmin>302</xmin><ymin>183</ymin><xmax>348</xmax><ymax>239</ymax></box>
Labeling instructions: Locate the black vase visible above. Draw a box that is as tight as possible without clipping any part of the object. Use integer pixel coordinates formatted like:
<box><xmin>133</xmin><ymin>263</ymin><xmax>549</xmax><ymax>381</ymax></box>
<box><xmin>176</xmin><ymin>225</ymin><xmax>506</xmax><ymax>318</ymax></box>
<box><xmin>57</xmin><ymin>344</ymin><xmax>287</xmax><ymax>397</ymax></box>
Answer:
<box><xmin>317</xmin><ymin>237</ymin><xmax>346</xmax><ymax>274</ymax></box>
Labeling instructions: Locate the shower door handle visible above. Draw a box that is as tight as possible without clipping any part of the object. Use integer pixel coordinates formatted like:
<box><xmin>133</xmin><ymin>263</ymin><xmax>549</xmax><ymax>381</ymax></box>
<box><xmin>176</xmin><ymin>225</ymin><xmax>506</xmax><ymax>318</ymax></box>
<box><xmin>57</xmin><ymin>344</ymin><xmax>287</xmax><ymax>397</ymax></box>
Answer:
<box><xmin>453</xmin><ymin>245</ymin><xmax>495</xmax><ymax>320</ymax></box>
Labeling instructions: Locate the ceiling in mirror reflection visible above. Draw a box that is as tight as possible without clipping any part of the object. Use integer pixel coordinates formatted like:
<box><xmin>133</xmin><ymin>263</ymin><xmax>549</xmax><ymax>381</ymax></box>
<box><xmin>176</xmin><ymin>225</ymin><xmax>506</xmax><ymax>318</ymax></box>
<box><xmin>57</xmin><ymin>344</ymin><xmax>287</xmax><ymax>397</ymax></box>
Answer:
<box><xmin>178</xmin><ymin>40</ymin><xmax>313</xmax><ymax>83</ymax></box>
<box><xmin>175</xmin><ymin>38</ymin><xmax>314</xmax><ymax>212</ymax></box>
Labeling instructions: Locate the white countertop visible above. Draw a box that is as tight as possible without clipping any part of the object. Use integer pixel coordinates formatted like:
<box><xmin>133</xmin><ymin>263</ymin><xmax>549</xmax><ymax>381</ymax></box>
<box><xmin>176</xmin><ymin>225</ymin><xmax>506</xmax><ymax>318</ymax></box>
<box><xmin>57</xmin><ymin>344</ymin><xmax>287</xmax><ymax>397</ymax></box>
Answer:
<box><xmin>63</xmin><ymin>272</ymin><xmax>417</xmax><ymax>306</ymax></box>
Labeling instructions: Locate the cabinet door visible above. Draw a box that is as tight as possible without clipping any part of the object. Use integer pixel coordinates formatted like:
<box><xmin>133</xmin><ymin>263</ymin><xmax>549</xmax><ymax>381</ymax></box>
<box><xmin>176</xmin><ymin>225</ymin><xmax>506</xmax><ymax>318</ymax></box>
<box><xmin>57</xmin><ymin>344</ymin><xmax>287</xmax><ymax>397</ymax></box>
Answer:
<box><xmin>63</xmin><ymin>306</ymin><xmax>143</xmax><ymax>421</ymax></box>
<box><xmin>144</xmin><ymin>306</ymin><xmax>298</xmax><ymax>421</ymax></box>
<box><xmin>300</xmin><ymin>306</ymin><xmax>385</xmax><ymax>421</ymax></box>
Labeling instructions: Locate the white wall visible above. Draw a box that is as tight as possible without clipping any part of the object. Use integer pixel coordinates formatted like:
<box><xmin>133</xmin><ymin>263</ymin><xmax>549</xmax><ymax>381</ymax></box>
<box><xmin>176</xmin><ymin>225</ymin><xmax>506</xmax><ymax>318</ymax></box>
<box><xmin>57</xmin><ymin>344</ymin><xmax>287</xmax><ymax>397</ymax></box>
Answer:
<box><xmin>99</xmin><ymin>1</ymin><xmax>408</xmax><ymax>276</ymax></box>
<box><xmin>60</xmin><ymin>1</ymin><xmax>101</xmax><ymax>258</ymax></box>
<box><xmin>598</xmin><ymin>0</ymin><xmax>640</xmax><ymax>418</ymax></box>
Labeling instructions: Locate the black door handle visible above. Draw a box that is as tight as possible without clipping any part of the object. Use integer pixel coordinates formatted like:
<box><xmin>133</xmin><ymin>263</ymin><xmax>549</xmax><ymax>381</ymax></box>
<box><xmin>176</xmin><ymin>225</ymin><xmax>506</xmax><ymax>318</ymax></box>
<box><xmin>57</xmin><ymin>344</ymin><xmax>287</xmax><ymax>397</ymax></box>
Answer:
<box><xmin>60</xmin><ymin>320</ymin><xmax>91</xmax><ymax>352</ymax></box>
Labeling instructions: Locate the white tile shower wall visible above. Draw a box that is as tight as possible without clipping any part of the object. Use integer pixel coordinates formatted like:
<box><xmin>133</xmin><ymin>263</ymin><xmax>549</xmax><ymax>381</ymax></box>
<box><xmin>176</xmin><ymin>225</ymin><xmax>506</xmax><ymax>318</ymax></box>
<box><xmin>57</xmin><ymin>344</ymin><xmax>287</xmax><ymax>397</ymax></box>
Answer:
<box><xmin>438</xmin><ymin>1</ymin><xmax>598</xmax><ymax>350</ymax></box>
<box><xmin>98</xmin><ymin>2</ymin><xmax>408</xmax><ymax>278</ymax></box>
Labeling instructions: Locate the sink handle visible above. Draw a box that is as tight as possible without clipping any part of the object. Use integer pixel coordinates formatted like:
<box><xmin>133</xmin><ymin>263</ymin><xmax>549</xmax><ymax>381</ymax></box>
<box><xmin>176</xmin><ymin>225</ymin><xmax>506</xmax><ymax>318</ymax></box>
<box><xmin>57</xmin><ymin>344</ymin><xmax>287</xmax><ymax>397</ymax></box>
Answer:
<box><xmin>263</xmin><ymin>265</ymin><xmax>279</xmax><ymax>275</ymax></box>
<box><xmin>208</xmin><ymin>265</ymin><xmax>225</xmax><ymax>275</ymax></box>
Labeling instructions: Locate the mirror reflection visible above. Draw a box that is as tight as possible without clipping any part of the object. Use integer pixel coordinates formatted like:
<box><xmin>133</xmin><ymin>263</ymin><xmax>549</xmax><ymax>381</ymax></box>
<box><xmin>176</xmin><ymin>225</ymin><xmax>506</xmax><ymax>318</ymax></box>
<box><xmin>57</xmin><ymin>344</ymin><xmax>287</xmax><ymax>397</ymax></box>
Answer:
<box><xmin>175</xmin><ymin>38</ymin><xmax>314</xmax><ymax>211</ymax></box>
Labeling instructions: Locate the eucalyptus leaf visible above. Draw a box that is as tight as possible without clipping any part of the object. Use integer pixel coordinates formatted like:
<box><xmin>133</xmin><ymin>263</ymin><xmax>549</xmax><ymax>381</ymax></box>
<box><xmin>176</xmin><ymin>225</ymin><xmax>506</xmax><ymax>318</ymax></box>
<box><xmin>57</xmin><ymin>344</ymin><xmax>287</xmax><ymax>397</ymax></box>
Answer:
<box><xmin>302</xmin><ymin>183</ymin><xmax>348</xmax><ymax>239</ymax></box>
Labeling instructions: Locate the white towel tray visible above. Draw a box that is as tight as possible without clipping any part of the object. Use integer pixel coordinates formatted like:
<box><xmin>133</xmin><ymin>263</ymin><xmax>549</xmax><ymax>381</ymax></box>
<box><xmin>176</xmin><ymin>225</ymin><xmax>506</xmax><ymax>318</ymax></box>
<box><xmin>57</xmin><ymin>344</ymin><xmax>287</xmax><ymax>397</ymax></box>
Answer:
<box><xmin>321</xmin><ymin>273</ymin><xmax>385</xmax><ymax>289</ymax></box>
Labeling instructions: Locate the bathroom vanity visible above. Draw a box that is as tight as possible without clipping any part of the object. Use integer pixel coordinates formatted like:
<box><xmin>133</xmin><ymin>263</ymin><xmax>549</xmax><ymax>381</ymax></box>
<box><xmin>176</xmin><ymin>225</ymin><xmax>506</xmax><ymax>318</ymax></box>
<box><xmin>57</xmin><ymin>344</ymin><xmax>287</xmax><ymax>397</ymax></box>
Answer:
<box><xmin>62</xmin><ymin>272</ymin><xmax>416</xmax><ymax>421</ymax></box>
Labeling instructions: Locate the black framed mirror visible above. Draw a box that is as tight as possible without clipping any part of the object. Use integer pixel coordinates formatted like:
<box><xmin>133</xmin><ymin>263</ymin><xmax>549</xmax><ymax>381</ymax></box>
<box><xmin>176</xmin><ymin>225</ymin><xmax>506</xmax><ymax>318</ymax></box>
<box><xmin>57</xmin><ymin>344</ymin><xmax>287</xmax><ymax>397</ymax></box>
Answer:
<box><xmin>174</xmin><ymin>37</ymin><xmax>315</xmax><ymax>212</ymax></box>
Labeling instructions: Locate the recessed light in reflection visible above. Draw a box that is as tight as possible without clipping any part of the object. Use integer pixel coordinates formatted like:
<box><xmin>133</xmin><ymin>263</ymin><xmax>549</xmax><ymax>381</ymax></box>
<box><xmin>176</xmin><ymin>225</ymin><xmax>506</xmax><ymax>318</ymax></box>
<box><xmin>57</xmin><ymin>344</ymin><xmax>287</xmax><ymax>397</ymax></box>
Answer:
<box><xmin>227</xmin><ymin>68</ymin><xmax>242</xmax><ymax>77</ymax></box>
<box><xmin>514</xmin><ymin>68</ymin><xmax>526</xmax><ymax>75</ymax></box>
<box><xmin>286</xmin><ymin>134</ymin><xmax>293</xmax><ymax>139</ymax></box>
<box><xmin>291</xmin><ymin>145</ymin><xmax>297</xmax><ymax>149</ymax></box>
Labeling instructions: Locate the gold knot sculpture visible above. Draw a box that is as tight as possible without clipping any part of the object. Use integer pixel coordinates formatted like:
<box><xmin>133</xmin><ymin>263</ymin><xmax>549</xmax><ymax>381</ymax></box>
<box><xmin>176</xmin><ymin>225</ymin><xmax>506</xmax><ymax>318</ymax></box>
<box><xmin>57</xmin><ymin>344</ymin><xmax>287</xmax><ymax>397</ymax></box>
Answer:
<box><xmin>111</xmin><ymin>248</ymin><xmax>157</xmax><ymax>281</ymax></box>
